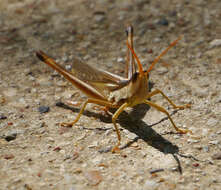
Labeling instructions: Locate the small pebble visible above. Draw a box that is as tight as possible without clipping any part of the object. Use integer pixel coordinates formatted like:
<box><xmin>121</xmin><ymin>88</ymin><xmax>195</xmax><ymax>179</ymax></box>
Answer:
<box><xmin>55</xmin><ymin>101</ymin><xmax>65</xmax><ymax>107</ymax></box>
<box><xmin>29</xmin><ymin>76</ymin><xmax>36</xmax><ymax>81</ymax></box>
<box><xmin>153</xmin><ymin>37</ymin><xmax>161</xmax><ymax>43</ymax></box>
<box><xmin>156</xmin><ymin>67</ymin><xmax>168</xmax><ymax>75</ymax></box>
<box><xmin>38</xmin><ymin>106</ymin><xmax>50</xmax><ymax>114</ymax></box>
<box><xmin>88</xmin><ymin>141</ymin><xmax>98</xmax><ymax>148</ymax></box>
<box><xmin>103</xmin><ymin>123</ymin><xmax>113</xmax><ymax>130</ymax></box>
<box><xmin>149</xmin><ymin>168</ymin><xmax>164</xmax><ymax>174</ymax></box>
<box><xmin>212</xmin><ymin>152</ymin><xmax>221</xmax><ymax>160</ymax></box>
<box><xmin>98</xmin><ymin>146</ymin><xmax>112</xmax><ymax>153</ymax></box>
<box><xmin>62</xmin><ymin>55</ymin><xmax>68</xmax><ymax>62</ymax></box>
<box><xmin>157</xmin><ymin>18</ymin><xmax>169</xmax><ymax>26</ymax></box>
<box><xmin>56</xmin><ymin>81</ymin><xmax>67</xmax><ymax>87</ymax></box>
<box><xmin>173</xmin><ymin>135</ymin><xmax>181</xmax><ymax>139</ymax></box>
<box><xmin>207</xmin><ymin>118</ymin><xmax>218</xmax><ymax>127</ymax></box>
<box><xmin>140</xmin><ymin>151</ymin><xmax>147</xmax><ymax>157</ymax></box>
<box><xmin>5</xmin><ymin>132</ymin><xmax>17</xmax><ymax>142</ymax></box>
<box><xmin>62</xmin><ymin>90</ymin><xmax>74</xmax><ymax>99</ymax></box>
<box><xmin>202</xmin><ymin>146</ymin><xmax>209</xmax><ymax>152</ymax></box>
<box><xmin>117</xmin><ymin>57</ymin><xmax>124</xmax><ymax>63</ymax></box>
<box><xmin>203</xmin><ymin>9</ymin><xmax>211</xmax><ymax>26</ymax></box>
<box><xmin>3</xmin><ymin>88</ymin><xmax>17</xmax><ymax>97</ymax></box>
<box><xmin>84</xmin><ymin>170</ymin><xmax>102</xmax><ymax>186</ymax></box>
<box><xmin>187</xmin><ymin>139</ymin><xmax>200</xmax><ymax>143</ymax></box>
<box><xmin>60</xmin><ymin>150</ymin><xmax>65</xmax><ymax>155</ymax></box>
<box><xmin>209</xmin><ymin>39</ymin><xmax>221</xmax><ymax>49</ymax></box>
<box><xmin>193</xmin><ymin>163</ymin><xmax>199</xmax><ymax>167</ymax></box>
<box><xmin>7</xmin><ymin>122</ymin><xmax>13</xmax><ymax>126</ymax></box>
<box><xmin>170</xmin><ymin>166</ymin><xmax>180</xmax><ymax>172</ymax></box>
<box><xmin>144</xmin><ymin>180</ymin><xmax>159</xmax><ymax>190</ymax></box>
<box><xmin>194</xmin><ymin>88</ymin><xmax>208</xmax><ymax>98</ymax></box>
<box><xmin>4</xmin><ymin>154</ymin><xmax>15</xmax><ymax>160</ymax></box>
<box><xmin>209</xmin><ymin>140</ymin><xmax>219</xmax><ymax>145</ymax></box>
<box><xmin>72</xmin><ymin>151</ymin><xmax>79</xmax><ymax>160</ymax></box>
<box><xmin>65</xmin><ymin>64</ymin><xmax>72</xmax><ymax>70</ymax></box>
<box><xmin>94</xmin><ymin>14</ymin><xmax>105</xmax><ymax>23</ymax></box>
<box><xmin>91</xmin><ymin>155</ymin><xmax>103</xmax><ymax>165</ymax></box>
<box><xmin>126</xmin><ymin>132</ymin><xmax>138</xmax><ymax>140</ymax></box>
<box><xmin>215</xmin><ymin>94</ymin><xmax>221</xmax><ymax>103</ymax></box>
<box><xmin>46</xmin><ymin>137</ymin><xmax>55</xmax><ymax>142</ymax></box>
<box><xmin>0</xmin><ymin>114</ymin><xmax>7</xmax><ymax>120</ymax></box>
<box><xmin>53</xmin><ymin>147</ymin><xmax>61</xmax><ymax>152</ymax></box>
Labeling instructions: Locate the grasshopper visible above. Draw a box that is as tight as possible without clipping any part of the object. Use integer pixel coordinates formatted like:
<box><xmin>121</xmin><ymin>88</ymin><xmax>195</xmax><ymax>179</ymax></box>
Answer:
<box><xmin>36</xmin><ymin>25</ymin><xmax>191</xmax><ymax>152</ymax></box>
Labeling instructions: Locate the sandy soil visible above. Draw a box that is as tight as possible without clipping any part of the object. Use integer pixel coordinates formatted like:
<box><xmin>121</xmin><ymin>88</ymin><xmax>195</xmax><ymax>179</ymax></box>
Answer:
<box><xmin>0</xmin><ymin>0</ymin><xmax>221</xmax><ymax>189</ymax></box>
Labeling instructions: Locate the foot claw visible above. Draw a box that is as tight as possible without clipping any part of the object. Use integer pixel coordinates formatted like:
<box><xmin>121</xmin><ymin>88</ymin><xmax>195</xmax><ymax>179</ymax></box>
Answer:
<box><xmin>178</xmin><ymin>129</ymin><xmax>192</xmax><ymax>135</ymax></box>
<box><xmin>111</xmin><ymin>146</ymin><xmax>121</xmax><ymax>153</ymax></box>
<box><xmin>61</xmin><ymin>122</ymin><xmax>73</xmax><ymax>127</ymax></box>
<box><xmin>185</xmin><ymin>103</ymin><xmax>191</xmax><ymax>109</ymax></box>
<box><xmin>175</xmin><ymin>103</ymin><xmax>191</xmax><ymax>110</ymax></box>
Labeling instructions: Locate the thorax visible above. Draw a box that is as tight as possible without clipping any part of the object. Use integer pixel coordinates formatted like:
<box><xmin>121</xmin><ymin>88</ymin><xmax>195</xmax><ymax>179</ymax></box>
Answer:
<box><xmin>108</xmin><ymin>74</ymin><xmax>149</xmax><ymax>106</ymax></box>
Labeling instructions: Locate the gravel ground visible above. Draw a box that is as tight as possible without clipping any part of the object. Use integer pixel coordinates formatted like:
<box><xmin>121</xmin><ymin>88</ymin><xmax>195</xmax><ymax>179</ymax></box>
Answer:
<box><xmin>0</xmin><ymin>0</ymin><xmax>221</xmax><ymax>189</ymax></box>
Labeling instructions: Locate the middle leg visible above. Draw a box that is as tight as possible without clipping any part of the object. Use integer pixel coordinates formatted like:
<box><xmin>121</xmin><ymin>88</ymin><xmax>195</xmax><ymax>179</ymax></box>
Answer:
<box><xmin>111</xmin><ymin>102</ymin><xmax>129</xmax><ymax>153</ymax></box>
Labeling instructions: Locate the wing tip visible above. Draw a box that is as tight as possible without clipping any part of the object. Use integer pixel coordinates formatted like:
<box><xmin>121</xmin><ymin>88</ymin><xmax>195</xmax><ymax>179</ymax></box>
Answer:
<box><xmin>36</xmin><ymin>50</ymin><xmax>46</xmax><ymax>62</ymax></box>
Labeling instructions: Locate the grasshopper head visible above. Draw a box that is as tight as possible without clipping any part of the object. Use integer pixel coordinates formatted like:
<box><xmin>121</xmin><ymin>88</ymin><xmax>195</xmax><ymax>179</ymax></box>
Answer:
<box><xmin>127</xmin><ymin>34</ymin><xmax>181</xmax><ymax>96</ymax></box>
<box><xmin>127</xmin><ymin>41</ymin><xmax>149</xmax><ymax>94</ymax></box>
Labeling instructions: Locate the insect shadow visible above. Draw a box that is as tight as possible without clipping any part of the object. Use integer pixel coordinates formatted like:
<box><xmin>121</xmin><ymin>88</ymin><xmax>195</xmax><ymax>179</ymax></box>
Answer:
<box><xmin>56</xmin><ymin>99</ymin><xmax>183</xmax><ymax>173</ymax></box>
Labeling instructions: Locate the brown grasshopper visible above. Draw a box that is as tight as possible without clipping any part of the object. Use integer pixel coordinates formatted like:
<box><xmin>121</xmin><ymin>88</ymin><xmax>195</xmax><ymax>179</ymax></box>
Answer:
<box><xmin>36</xmin><ymin>25</ymin><xmax>191</xmax><ymax>152</ymax></box>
